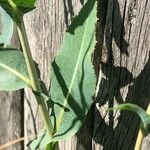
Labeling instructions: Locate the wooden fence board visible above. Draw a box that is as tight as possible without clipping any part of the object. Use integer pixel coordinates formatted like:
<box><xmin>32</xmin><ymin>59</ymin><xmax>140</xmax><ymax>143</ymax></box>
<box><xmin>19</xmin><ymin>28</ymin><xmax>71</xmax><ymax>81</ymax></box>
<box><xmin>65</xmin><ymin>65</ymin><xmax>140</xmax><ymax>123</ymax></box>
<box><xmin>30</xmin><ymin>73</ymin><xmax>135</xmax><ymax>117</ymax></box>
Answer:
<box><xmin>1</xmin><ymin>0</ymin><xmax>150</xmax><ymax>149</ymax></box>
<box><xmin>93</xmin><ymin>0</ymin><xmax>150</xmax><ymax>149</ymax></box>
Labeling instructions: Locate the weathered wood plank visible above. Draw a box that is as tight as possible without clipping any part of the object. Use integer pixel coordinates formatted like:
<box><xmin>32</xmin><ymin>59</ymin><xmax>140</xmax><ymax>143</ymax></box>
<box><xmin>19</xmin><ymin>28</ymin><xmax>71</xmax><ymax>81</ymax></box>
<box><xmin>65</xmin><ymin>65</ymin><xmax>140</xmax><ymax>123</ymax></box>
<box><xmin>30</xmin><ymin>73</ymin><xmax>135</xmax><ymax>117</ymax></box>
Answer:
<box><xmin>0</xmin><ymin>91</ymin><xmax>23</xmax><ymax>150</ymax></box>
<box><xmin>2</xmin><ymin>0</ymin><xmax>150</xmax><ymax>149</ymax></box>
<box><xmin>93</xmin><ymin>0</ymin><xmax>150</xmax><ymax>149</ymax></box>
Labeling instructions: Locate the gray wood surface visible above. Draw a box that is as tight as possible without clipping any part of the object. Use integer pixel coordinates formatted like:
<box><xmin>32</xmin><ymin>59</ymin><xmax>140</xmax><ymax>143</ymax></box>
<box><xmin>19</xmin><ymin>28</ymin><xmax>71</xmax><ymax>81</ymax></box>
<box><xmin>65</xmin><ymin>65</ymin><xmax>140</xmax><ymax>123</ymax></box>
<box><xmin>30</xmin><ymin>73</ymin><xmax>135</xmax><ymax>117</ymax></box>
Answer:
<box><xmin>93</xmin><ymin>0</ymin><xmax>150</xmax><ymax>149</ymax></box>
<box><xmin>1</xmin><ymin>0</ymin><xmax>150</xmax><ymax>150</ymax></box>
<box><xmin>0</xmin><ymin>91</ymin><xmax>23</xmax><ymax>150</ymax></box>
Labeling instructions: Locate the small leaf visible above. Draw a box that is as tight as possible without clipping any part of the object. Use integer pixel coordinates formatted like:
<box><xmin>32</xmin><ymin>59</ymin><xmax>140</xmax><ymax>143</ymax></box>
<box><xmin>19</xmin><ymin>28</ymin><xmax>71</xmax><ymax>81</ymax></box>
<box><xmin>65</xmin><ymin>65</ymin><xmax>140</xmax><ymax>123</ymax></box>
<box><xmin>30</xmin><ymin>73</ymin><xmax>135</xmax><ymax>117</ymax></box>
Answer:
<box><xmin>108</xmin><ymin>103</ymin><xmax>150</xmax><ymax>135</ymax></box>
<box><xmin>0</xmin><ymin>7</ymin><xmax>14</xmax><ymax>47</ymax></box>
<box><xmin>27</xmin><ymin>129</ymin><xmax>47</xmax><ymax>149</ymax></box>
<box><xmin>28</xmin><ymin>0</ymin><xmax>97</xmax><ymax>149</ymax></box>
<box><xmin>11</xmin><ymin>0</ymin><xmax>37</xmax><ymax>13</ymax></box>
<box><xmin>0</xmin><ymin>48</ymin><xmax>31</xmax><ymax>91</ymax></box>
<box><xmin>0</xmin><ymin>0</ymin><xmax>37</xmax><ymax>21</ymax></box>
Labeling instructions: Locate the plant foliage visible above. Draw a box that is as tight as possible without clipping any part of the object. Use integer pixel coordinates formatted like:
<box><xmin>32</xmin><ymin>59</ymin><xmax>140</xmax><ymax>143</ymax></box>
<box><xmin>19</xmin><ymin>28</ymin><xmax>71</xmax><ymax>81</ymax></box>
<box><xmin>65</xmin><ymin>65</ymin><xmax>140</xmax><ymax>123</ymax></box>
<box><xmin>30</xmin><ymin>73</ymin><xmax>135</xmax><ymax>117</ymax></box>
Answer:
<box><xmin>0</xmin><ymin>0</ymin><xmax>37</xmax><ymax>21</ymax></box>
<box><xmin>0</xmin><ymin>7</ymin><xmax>13</xmax><ymax>47</ymax></box>
<box><xmin>28</xmin><ymin>0</ymin><xmax>97</xmax><ymax>149</ymax></box>
<box><xmin>108</xmin><ymin>103</ymin><xmax>150</xmax><ymax>135</ymax></box>
<box><xmin>0</xmin><ymin>49</ymin><xmax>30</xmax><ymax>91</ymax></box>
<box><xmin>1</xmin><ymin>0</ymin><xmax>150</xmax><ymax>149</ymax></box>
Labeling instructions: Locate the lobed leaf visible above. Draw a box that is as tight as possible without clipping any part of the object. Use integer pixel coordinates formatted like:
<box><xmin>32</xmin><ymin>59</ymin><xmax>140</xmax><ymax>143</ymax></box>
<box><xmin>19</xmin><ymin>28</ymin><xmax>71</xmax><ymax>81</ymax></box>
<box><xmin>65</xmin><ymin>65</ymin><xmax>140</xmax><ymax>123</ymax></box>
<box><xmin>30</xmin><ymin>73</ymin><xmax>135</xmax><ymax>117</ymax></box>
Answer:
<box><xmin>0</xmin><ymin>48</ymin><xmax>30</xmax><ymax>91</ymax></box>
<box><xmin>0</xmin><ymin>7</ymin><xmax>13</xmax><ymax>47</ymax></box>
<box><xmin>28</xmin><ymin>0</ymin><xmax>97</xmax><ymax>149</ymax></box>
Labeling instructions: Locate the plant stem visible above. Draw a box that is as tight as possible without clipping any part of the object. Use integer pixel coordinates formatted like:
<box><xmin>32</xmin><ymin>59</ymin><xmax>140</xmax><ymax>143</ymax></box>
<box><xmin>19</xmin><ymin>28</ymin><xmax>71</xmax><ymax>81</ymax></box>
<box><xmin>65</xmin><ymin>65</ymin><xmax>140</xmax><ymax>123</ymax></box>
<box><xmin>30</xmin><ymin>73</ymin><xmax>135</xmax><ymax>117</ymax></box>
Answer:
<box><xmin>134</xmin><ymin>129</ymin><xmax>144</xmax><ymax>150</ymax></box>
<box><xmin>46</xmin><ymin>142</ymin><xmax>59</xmax><ymax>150</ymax></box>
<box><xmin>135</xmin><ymin>104</ymin><xmax>150</xmax><ymax>150</ymax></box>
<box><xmin>16</xmin><ymin>18</ymin><xmax>54</xmax><ymax>137</ymax></box>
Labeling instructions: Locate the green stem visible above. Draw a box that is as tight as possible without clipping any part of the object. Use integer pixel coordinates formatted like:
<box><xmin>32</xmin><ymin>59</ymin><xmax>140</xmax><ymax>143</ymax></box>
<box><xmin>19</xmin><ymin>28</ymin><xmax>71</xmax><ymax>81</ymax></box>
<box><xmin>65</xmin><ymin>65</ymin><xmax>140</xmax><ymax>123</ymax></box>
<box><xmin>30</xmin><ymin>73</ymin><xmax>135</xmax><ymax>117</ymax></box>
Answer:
<box><xmin>16</xmin><ymin>18</ymin><xmax>54</xmax><ymax>137</ymax></box>
<box><xmin>46</xmin><ymin>142</ymin><xmax>59</xmax><ymax>150</ymax></box>
<box><xmin>134</xmin><ymin>104</ymin><xmax>150</xmax><ymax>150</ymax></box>
<box><xmin>134</xmin><ymin>129</ymin><xmax>143</xmax><ymax>150</ymax></box>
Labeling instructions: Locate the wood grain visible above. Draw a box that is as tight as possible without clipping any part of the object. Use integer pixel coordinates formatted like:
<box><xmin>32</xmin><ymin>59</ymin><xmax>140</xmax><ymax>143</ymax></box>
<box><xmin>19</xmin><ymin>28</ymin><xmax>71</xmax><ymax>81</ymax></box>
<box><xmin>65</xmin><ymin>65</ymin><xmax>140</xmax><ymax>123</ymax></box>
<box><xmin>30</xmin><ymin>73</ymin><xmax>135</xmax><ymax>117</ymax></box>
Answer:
<box><xmin>1</xmin><ymin>0</ymin><xmax>150</xmax><ymax>149</ymax></box>
<box><xmin>93</xmin><ymin>0</ymin><xmax>150</xmax><ymax>149</ymax></box>
<box><xmin>0</xmin><ymin>91</ymin><xmax>23</xmax><ymax>150</ymax></box>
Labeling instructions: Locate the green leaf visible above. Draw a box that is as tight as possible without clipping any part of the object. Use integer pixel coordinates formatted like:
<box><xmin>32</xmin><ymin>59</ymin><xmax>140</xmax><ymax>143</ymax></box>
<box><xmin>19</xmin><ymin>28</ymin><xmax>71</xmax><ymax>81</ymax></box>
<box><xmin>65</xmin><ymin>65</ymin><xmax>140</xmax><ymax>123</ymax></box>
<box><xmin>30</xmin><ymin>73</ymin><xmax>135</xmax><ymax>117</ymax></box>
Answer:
<box><xmin>0</xmin><ymin>48</ymin><xmax>31</xmax><ymax>91</ymax></box>
<box><xmin>108</xmin><ymin>103</ymin><xmax>150</xmax><ymax>135</ymax></box>
<box><xmin>11</xmin><ymin>0</ymin><xmax>37</xmax><ymax>13</ymax></box>
<box><xmin>28</xmin><ymin>130</ymin><xmax>58</xmax><ymax>150</ymax></box>
<box><xmin>28</xmin><ymin>0</ymin><xmax>97</xmax><ymax>149</ymax></box>
<box><xmin>50</xmin><ymin>0</ymin><xmax>97</xmax><ymax>140</ymax></box>
<box><xmin>0</xmin><ymin>7</ymin><xmax>14</xmax><ymax>47</ymax></box>
<box><xmin>0</xmin><ymin>0</ymin><xmax>37</xmax><ymax>21</ymax></box>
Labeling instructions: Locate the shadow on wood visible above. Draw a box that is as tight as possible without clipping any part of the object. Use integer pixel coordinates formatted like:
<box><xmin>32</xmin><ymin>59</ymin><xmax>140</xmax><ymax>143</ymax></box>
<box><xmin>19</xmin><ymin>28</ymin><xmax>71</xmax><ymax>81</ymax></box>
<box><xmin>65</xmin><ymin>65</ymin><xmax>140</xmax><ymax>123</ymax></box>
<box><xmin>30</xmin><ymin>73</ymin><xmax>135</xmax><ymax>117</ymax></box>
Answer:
<box><xmin>93</xmin><ymin>0</ymin><xmax>150</xmax><ymax>150</ymax></box>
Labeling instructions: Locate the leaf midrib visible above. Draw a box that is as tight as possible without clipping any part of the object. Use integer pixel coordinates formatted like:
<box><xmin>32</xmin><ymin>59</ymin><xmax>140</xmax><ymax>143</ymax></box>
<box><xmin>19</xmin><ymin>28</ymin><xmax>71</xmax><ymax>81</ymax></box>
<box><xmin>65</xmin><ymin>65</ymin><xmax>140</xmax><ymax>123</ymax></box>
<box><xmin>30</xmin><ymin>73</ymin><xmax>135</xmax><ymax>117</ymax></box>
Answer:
<box><xmin>0</xmin><ymin>63</ymin><xmax>31</xmax><ymax>85</ymax></box>
<box><xmin>55</xmin><ymin>5</ymin><xmax>93</xmax><ymax>131</ymax></box>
